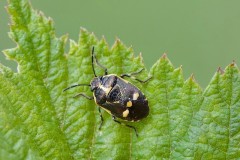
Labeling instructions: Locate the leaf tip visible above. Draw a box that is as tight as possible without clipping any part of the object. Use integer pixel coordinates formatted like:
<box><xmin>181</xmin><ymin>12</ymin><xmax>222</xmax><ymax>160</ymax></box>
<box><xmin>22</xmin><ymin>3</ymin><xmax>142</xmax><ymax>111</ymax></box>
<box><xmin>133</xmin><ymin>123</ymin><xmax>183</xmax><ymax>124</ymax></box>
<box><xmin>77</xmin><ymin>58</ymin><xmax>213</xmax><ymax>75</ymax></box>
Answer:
<box><xmin>80</xmin><ymin>27</ymin><xmax>87</xmax><ymax>32</ymax></box>
<box><xmin>217</xmin><ymin>67</ymin><xmax>224</xmax><ymax>75</ymax></box>
<box><xmin>100</xmin><ymin>35</ymin><xmax>106</xmax><ymax>42</ymax></box>
<box><xmin>115</xmin><ymin>37</ymin><xmax>121</xmax><ymax>44</ymax></box>
<box><xmin>230</xmin><ymin>60</ymin><xmax>236</xmax><ymax>67</ymax></box>
<box><xmin>61</xmin><ymin>34</ymin><xmax>69</xmax><ymax>43</ymax></box>
<box><xmin>112</xmin><ymin>37</ymin><xmax>124</xmax><ymax>50</ymax></box>
<box><xmin>69</xmin><ymin>39</ymin><xmax>77</xmax><ymax>46</ymax></box>
<box><xmin>161</xmin><ymin>53</ymin><xmax>168</xmax><ymax>59</ymax></box>
<box><xmin>4</xmin><ymin>5</ymin><xmax>8</xmax><ymax>12</ymax></box>
<box><xmin>139</xmin><ymin>52</ymin><xmax>143</xmax><ymax>59</ymax></box>
<box><xmin>159</xmin><ymin>53</ymin><xmax>171</xmax><ymax>64</ymax></box>
<box><xmin>99</xmin><ymin>36</ymin><xmax>108</xmax><ymax>46</ymax></box>
<box><xmin>135</xmin><ymin>52</ymin><xmax>144</xmax><ymax>65</ymax></box>
<box><xmin>179</xmin><ymin>64</ymin><xmax>183</xmax><ymax>70</ymax></box>
<box><xmin>190</xmin><ymin>73</ymin><xmax>196</xmax><ymax>81</ymax></box>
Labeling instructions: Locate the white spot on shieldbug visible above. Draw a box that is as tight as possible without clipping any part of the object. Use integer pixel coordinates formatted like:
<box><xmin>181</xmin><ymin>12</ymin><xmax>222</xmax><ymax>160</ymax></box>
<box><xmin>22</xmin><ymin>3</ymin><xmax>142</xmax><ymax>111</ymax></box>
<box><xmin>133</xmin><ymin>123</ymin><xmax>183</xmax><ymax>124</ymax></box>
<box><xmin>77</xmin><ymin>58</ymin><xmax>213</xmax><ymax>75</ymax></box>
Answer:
<box><xmin>133</xmin><ymin>92</ymin><xmax>139</xmax><ymax>100</ymax></box>
<box><xmin>99</xmin><ymin>85</ymin><xmax>112</xmax><ymax>95</ymax></box>
<box><xmin>122</xmin><ymin>109</ymin><xmax>129</xmax><ymax>117</ymax></box>
<box><xmin>113</xmin><ymin>101</ymin><xmax>120</xmax><ymax>103</ymax></box>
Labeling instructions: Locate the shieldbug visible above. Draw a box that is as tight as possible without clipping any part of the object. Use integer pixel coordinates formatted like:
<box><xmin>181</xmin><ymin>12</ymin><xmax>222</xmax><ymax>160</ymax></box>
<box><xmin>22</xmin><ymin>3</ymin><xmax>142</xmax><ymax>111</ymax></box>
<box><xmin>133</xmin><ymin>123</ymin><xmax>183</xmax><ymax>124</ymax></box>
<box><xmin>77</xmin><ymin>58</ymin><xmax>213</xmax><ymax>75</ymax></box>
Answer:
<box><xmin>64</xmin><ymin>47</ymin><xmax>151</xmax><ymax>136</ymax></box>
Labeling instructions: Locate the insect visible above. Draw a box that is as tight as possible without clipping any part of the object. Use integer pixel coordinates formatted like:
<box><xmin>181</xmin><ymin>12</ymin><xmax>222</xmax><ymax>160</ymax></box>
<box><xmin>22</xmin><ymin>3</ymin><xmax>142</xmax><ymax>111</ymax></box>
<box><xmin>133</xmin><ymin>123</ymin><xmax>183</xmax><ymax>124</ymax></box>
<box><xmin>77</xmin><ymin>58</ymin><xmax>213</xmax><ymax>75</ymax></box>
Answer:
<box><xmin>63</xmin><ymin>47</ymin><xmax>151</xmax><ymax>136</ymax></box>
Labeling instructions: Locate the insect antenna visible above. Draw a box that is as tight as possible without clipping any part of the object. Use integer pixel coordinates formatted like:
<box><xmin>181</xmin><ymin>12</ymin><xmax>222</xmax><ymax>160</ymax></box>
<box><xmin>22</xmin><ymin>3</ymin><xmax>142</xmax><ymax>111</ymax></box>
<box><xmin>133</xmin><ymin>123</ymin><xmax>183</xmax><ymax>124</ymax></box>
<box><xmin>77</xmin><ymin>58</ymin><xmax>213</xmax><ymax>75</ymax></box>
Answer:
<box><xmin>92</xmin><ymin>47</ymin><xmax>98</xmax><ymax>77</ymax></box>
<box><xmin>63</xmin><ymin>84</ymin><xmax>91</xmax><ymax>92</ymax></box>
<box><xmin>92</xmin><ymin>46</ymin><xmax>108</xmax><ymax>76</ymax></box>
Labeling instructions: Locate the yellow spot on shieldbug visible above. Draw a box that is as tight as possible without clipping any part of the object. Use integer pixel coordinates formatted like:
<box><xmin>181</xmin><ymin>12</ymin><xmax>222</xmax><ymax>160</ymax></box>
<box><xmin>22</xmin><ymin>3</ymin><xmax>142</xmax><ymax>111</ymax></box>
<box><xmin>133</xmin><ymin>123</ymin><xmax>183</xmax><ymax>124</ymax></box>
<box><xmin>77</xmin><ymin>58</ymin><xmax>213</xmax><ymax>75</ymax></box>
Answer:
<box><xmin>126</xmin><ymin>101</ymin><xmax>132</xmax><ymax>107</ymax></box>
<box><xmin>122</xmin><ymin>109</ymin><xmax>129</xmax><ymax>117</ymax></box>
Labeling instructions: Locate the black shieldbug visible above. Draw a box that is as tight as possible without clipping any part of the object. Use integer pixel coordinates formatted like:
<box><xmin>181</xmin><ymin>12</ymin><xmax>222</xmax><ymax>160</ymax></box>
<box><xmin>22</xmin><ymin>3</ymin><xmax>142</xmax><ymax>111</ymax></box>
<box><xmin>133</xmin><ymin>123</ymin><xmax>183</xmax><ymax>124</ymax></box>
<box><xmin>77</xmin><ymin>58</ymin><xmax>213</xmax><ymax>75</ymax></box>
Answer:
<box><xmin>64</xmin><ymin>47</ymin><xmax>151</xmax><ymax>136</ymax></box>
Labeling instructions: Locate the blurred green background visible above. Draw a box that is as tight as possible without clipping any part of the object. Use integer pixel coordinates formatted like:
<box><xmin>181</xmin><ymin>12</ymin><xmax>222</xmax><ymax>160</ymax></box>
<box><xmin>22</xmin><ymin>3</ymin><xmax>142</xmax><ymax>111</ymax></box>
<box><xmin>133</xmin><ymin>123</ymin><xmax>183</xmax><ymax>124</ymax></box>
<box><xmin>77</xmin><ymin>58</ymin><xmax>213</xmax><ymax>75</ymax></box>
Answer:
<box><xmin>1</xmin><ymin>0</ymin><xmax>240</xmax><ymax>88</ymax></box>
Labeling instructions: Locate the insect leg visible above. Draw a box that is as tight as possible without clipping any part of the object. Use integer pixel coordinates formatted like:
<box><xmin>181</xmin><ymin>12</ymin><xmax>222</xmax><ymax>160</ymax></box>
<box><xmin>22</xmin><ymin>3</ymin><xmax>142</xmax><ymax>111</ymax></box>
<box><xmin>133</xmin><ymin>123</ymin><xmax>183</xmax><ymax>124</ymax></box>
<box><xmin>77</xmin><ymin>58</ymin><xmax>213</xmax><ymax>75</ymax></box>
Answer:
<box><xmin>121</xmin><ymin>68</ymin><xmax>152</xmax><ymax>83</ymax></box>
<box><xmin>112</xmin><ymin>115</ymin><xmax>138</xmax><ymax>137</ymax></box>
<box><xmin>92</xmin><ymin>46</ymin><xmax>108</xmax><ymax>75</ymax></box>
<box><xmin>63</xmin><ymin>84</ymin><xmax>91</xmax><ymax>92</ymax></box>
<box><xmin>98</xmin><ymin>107</ymin><xmax>104</xmax><ymax>130</ymax></box>
<box><xmin>128</xmin><ymin>68</ymin><xmax>144</xmax><ymax>75</ymax></box>
<box><xmin>134</xmin><ymin>76</ymin><xmax>152</xmax><ymax>83</ymax></box>
<box><xmin>73</xmin><ymin>93</ymin><xmax>94</xmax><ymax>100</ymax></box>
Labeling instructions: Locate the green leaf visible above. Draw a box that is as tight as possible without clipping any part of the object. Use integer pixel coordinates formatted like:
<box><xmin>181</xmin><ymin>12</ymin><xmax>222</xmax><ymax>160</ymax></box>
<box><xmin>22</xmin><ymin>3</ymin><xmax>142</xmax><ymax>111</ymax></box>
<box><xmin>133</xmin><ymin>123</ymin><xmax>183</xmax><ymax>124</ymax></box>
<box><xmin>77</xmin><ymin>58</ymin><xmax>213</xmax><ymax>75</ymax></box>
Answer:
<box><xmin>1</xmin><ymin>0</ymin><xmax>240</xmax><ymax>159</ymax></box>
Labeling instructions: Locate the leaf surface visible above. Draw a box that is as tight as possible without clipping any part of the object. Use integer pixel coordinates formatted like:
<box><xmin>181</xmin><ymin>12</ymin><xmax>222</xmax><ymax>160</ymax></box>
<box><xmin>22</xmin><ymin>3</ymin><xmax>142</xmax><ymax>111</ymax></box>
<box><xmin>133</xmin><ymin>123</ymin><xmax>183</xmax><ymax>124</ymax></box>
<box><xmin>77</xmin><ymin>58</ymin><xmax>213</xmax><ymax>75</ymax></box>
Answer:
<box><xmin>0</xmin><ymin>0</ymin><xmax>240</xmax><ymax>159</ymax></box>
